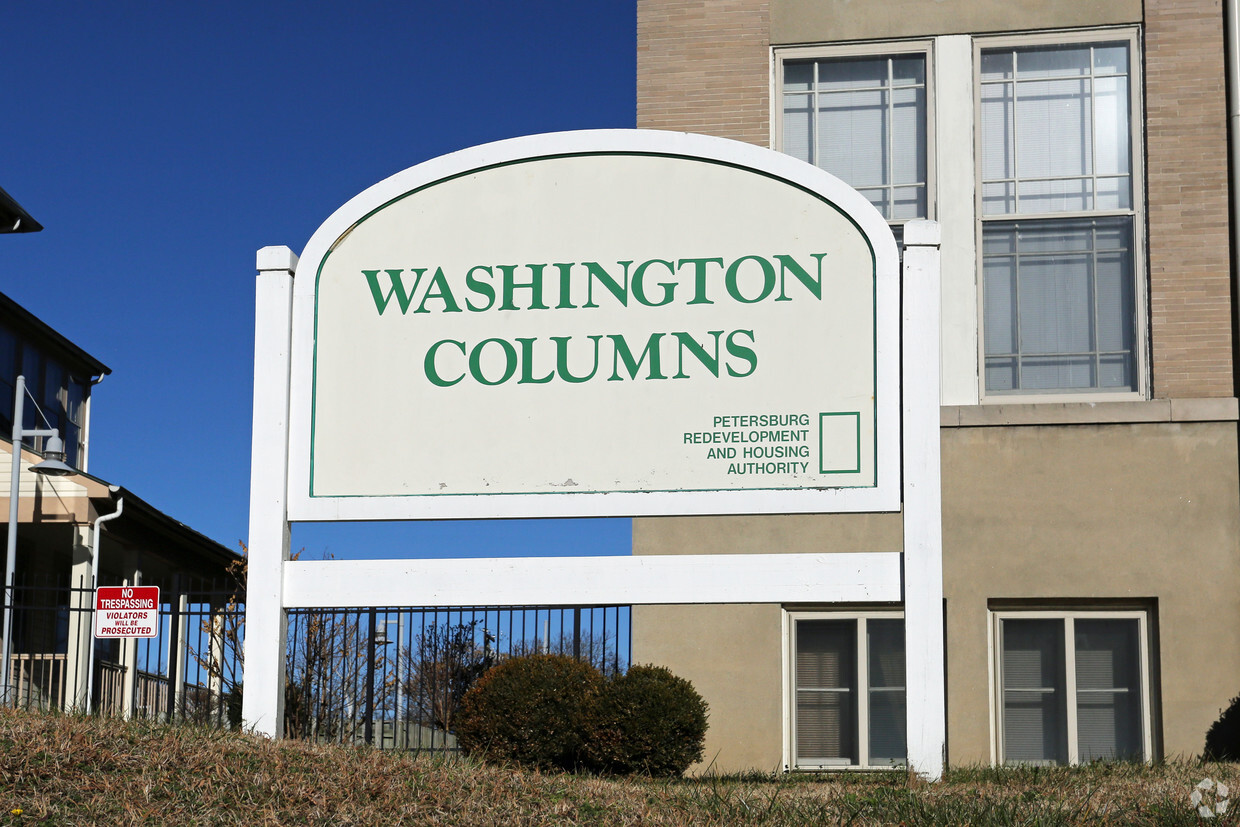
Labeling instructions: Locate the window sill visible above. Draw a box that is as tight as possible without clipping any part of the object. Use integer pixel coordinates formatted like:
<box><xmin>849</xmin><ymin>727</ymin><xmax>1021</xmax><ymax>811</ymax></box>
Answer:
<box><xmin>788</xmin><ymin>764</ymin><xmax>907</xmax><ymax>773</ymax></box>
<box><xmin>941</xmin><ymin>397</ymin><xmax>1239</xmax><ymax>427</ymax></box>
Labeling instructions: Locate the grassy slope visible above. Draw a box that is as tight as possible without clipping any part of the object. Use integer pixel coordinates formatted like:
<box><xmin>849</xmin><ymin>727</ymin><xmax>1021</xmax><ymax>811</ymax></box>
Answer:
<box><xmin>0</xmin><ymin>707</ymin><xmax>1236</xmax><ymax>826</ymax></box>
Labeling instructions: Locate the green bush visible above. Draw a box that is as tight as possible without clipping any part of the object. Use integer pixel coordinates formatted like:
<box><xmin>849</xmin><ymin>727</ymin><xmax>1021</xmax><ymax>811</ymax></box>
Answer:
<box><xmin>1205</xmin><ymin>693</ymin><xmax>1240</xmax><ymax>759</ymax></box>
<box><xmin>456</xmin><ymin>653</ymin><xmax>603</xmax><ymax>771</ymax></box>
<box><xmin>586</xmin><ymin>664</ymin><xmax>709</xmax><ymax>777</ymax></box>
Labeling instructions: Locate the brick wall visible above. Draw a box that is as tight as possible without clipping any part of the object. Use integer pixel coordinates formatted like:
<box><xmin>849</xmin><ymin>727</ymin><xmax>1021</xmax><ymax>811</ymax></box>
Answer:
<box><xmin>636</xmin><ymin>0</ymin><xmax>771</xmax><ymax>146</ymax></box>
<box><xmin>637</xmin><ymin>0</ymin><xmax>1237</xmax><ymax>398</ymax></box>
<box><xmin>1145</xmin><ymin>0</ymin><xmax>1234</xmax><ymax>398</ymax></box>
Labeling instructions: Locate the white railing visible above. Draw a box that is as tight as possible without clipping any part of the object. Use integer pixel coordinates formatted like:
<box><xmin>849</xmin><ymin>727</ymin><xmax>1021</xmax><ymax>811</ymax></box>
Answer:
<box><xmin>95</xmin><ymin>660</ymin><xmax>127</xmax><ymax>715</ymax></box>
<box><xmin>7</xmin><ymin>653</ymin><xmax>66</xmax><ymax>710</ymax></box>
<box><xmin>134</xmin><ymin>670</ymin><xmax>170</xmax><ymax>719</ymax></box>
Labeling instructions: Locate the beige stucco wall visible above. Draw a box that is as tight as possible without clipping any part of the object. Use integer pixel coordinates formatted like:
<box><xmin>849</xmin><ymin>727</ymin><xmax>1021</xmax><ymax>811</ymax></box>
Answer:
<box><xmin>943</xmin><ymin>421</ymin><xmax>1240</xmax><ymax>762</ymax></box>
<box><xmin>633</xmin><ymin>419</ymin><xmax>1240</xmax><ymax>771</ymax></box>
<box><xmin>632</xmin><ymin>513</ymin><xmax>900</xmax><ymax>771</ymax></box>
<box><xmin>770</xmin><ymin>0</ymin><xmax>1141</xmax><ymax>44</ymax></box>
<box><xmin>634</xmin><ymin>512</ymin><xmax>903</xmax><ymax>556</ymax></box>
<box><xmin>634</xmin><ymin>604</ymin><xmax>786</xmax><ymax>772</ymax></box>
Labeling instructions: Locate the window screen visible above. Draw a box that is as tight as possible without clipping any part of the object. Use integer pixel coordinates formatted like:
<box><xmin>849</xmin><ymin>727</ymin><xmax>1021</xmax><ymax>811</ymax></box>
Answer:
<box><xmin>782</xmin><ymin>55</ymin><xmax>927</xmax><ymax>221</ymax></box>
<box><xmin>983</xmin><ymin>217</ymin><xmax>1134</xmax><ymax>391</ymax></box>
<box><xmin>1002</xmin><ymin>619</ymin><xmax>1068</xmax><ymax>764</ymax></box>
<box><xmin>867</xmin><ymin>618</ymin><xmax>907</xmax><ymax>764</ymax></box>
<box><xmin>999</xmin><ymin>614</ymin><xmax>1148</xmax><ymax>765</ymax></box>
<box><xmin>1075</xmin><ymin>619</ymin><xmax>1142</xmax><ymax>761</ymax></box>
<box><xmin>980</xmin><ymin>41</ymin><xmax>1137</xmax><ymax>395</ymax></box>
<box><xmin>793</xmin><ymin>616</ymin><xmax>907</xmax><ymax>768</ymax></box>
<box><xmin>796</xmin><ymin>620</ymin><xmax>856</xmax><ymax>763</ymax></box>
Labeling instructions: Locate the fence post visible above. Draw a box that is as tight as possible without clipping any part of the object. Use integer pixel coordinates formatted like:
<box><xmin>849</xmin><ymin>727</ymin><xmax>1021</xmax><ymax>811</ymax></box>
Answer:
<box><xmin>364</xmin><ymin>607</ymin><xmax>377</xmax><ymax>746</ymax></box>
<box><xmin>208</xmin><ymin>604</ymin><xmax>225</xmax><ymax>724</ymax></box>
<box><xmin>0</xmin><ymin>572</ymin><xmax>10</xmax><ymax>707</ymax></box>
<box><xmin>572</xmin><ymin>608</ymin><xmax>581</xmax><ymax>661</ymax></box>
<box><xmin>392</xmin><ymin>613</ymin><xmax>403</xmax><ymax>750</ymax></box>
<box><xmin>174</xmin><ymin>586</ymin><xmax>189</xmax><ymax>719</ymax></box>
<box><xmin>165</xmin><ymin>578</ymin><xmax>181</xmax><ymax>722</ymax></box>
<box><xmin>120</xmin><ymin>570</ymin><xmax>140</xmax><ymax>719</ymax></box>
<box><xmin>67</xmin><ymin>530</ymin><xmax>94</xmax><ymax>712</ymax></box>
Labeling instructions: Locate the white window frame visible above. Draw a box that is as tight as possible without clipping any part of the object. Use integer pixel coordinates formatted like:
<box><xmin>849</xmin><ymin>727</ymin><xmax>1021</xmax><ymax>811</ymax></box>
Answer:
<box><xmin>974</xmin><ymin>28</ymin><xmax>1148</xmax><ymax>403</ymax></box>
<box><xmin>772</xmin><ymin>40</ymin><xmax>937</xmax><ymax>231</ymax></box>
<box><xmin>988</xmin><ymin>608</ymin><xmax>1154</xmax><ymax>766</ymax></box>
<box><xmin>784</xmin><ymin>609</ymin><xmax>906</xmax><ymax>771</ymax></box>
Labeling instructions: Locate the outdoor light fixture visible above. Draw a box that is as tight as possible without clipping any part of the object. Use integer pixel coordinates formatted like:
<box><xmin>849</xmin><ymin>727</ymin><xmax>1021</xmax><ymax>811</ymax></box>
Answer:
<box><xmin>3</xmin><ymin>375</ymin><xmax>77</xmax><ymax>700</ymax></box>
<box><xmin>30</xmin><ymin>435</ymin><xmax>75</xmax><ymax>477</ymax></box>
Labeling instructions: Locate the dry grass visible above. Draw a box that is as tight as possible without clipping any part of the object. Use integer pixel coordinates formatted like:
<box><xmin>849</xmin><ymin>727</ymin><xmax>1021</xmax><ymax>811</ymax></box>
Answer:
<box><xmin>0</xmin><ymin>707</ymin><xmax>1236</xmax><ymax>825</ymax></box>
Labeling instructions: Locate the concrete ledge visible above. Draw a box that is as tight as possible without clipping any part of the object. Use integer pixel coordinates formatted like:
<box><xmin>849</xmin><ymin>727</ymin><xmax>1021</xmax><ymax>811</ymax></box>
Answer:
<box><xmin>941</xmin><ymin>397</ymin><xmax>1239</xmax><ymax>427</ymax></box>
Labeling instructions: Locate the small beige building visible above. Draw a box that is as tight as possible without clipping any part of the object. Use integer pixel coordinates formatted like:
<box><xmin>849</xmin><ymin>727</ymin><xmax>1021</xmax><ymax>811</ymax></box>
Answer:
<box><xmin>634</xmin><ymin>0</ymin><xmax>1240</xmax><ymax>770</ymax></box>
<box><xmin>1</xmin><ymin>282</ymin><xmax>241</xmax><ymax>715</ymax></box>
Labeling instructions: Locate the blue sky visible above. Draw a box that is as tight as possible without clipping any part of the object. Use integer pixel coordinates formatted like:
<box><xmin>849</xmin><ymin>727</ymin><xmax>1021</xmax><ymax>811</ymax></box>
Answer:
<box><xmin>3</xmin><ymin>3</ymin><xmax>636</xmax><ymax>560</ymax></box>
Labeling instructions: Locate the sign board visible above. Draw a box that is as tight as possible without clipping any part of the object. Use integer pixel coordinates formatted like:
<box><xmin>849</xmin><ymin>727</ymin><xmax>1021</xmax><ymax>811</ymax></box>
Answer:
<box><xmin>94</xmin><ymin>586</ymin><xmax>160</xmax><ymax>639</ymax></box>
<box><xmin>285</xmin><ymin>130</ymin><xmax>900</xmax><ymax>521</ymax></box>
<box><xmin>247</xmin><ymin>129</ymin><xmax>943</xmax><ymax>776</ymax></box>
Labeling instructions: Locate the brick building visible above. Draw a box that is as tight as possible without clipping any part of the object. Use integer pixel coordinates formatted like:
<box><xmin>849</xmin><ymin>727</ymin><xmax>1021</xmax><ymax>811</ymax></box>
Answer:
<box><xmin>633</xmin><ymin>0</ymin><xmax>1240</xmax><ymax>770</ymax></box>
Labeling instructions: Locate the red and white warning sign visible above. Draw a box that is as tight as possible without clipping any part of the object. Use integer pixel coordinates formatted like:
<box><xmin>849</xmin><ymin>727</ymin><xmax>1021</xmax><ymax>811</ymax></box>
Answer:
<box><xmin>94</xmin><ymin>586</ymin><xmax>160</xmax><ymax>638</ymax></box>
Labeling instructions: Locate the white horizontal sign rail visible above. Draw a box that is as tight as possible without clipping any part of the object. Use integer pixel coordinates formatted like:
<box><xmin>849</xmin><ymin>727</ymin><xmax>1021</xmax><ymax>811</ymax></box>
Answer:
<box><xmin>281</xmin><ymin>552</ymin><xmax>902</xmax><ymax>609</ymax></box>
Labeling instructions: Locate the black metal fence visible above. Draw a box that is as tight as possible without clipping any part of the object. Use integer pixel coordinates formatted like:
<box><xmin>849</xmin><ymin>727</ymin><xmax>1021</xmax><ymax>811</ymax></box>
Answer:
<box><xmin>284</xmin><ymin>604</ymin><xmax>630</xmax><ymax>753</ymax></box>
<box><xmin>1</xmin><ymin>574</ymin><xmax>631</xmax><ymax>756</ymax></box>
<box><xmin>0</xmin><ymin>574</ymin><xmax>239</xmax><ymax>725</ymax></box>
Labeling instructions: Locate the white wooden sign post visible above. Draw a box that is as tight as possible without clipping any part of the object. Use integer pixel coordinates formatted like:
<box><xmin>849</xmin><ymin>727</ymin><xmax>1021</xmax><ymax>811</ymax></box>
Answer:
<box><xmin>245</xmin><ymin>130</ymin><xmax>944</xmax><ymax>778</ymax></box>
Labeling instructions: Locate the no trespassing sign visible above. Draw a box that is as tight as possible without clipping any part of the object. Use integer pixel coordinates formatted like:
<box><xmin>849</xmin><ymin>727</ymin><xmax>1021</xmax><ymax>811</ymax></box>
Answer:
<box><xmin>94</xmin><ymin>586</ymin><xmax>160</xmax><ymax>639</ymax></box>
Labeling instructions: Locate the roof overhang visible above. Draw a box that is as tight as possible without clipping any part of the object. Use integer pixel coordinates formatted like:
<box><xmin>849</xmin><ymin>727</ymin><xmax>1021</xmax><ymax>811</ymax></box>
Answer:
<box><xmin>0</xmin><ymin>291</ymin><xmax>111</xmax><ymax>378</ymax></box>
<box><xmin>0</xmin><ymin>186</ymin><xmax>42</xmax><ymax>234</ymax></box>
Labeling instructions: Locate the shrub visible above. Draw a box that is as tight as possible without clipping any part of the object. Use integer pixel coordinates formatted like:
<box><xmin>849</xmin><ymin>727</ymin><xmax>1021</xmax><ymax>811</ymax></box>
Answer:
<box><xmin>586</xmin><ymin>664</ymin><xmax>708</xmax><ymax>777</ymax></box>
<box><xmin>1205</xmin><ymin>693</ymin><xmax>1240</xmax><ymax>759</ymax></box>
<box><xmin>456</xmin><ymin>654</ymin><xmax>602</xmax><ymax>771</ymax></box>
<box><xmin>225</xmin><ymin>684</ymin><xmax>243</xmax><ymax>730</ymax></box>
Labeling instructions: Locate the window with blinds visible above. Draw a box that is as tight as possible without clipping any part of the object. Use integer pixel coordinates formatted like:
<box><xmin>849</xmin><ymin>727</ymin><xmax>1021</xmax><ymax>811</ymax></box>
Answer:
<box><xmin>791</xmin><ymin>614</ymin><xmax>906</xmax><ymax>769</ymax></box>
<box><xmin>778</xmin><ymin>46</ymin><xmax>931</xmax><ymax>244</ymax></box>
<box><xmin>775</xmin><ymin>31</ymin><xmax>1143</xmax><ymax>403</ymax></box>
<box><xmin>795</xmin><ymin>620</ymin><xmax>856</xmax><ymax>764</ymax></box>
<box><xmin>996</xmin><ymin>612</ymin><xmax>1150</xmax><ymax>765</ymax></box>
<box><xmin>1001</xmin><ymin>619</ymin><xmax>1068</xmax><ymax>764</ymax></box>
<box><xmin>1075</xmin><ymin>619</ymin><xmax>1144</xmax><ymax>762</ymax></box>
<box><xmin>979</xmin><ymin>38</ymin><xmax>1141</xmax><ymax>395</ymax></box>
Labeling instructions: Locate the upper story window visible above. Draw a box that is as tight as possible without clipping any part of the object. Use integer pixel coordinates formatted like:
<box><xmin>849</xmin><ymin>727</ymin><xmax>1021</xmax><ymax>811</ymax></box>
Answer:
<box><xmin>778</xmin><ymin>45</ymin><xmax>932</xmax><ymax>235</ymax></box>
<box><xmin>979</xmin><ymin>36</ymin><xmax>1143</xmax><ymax>396</ymax></box>
<box><xmin>0</xmin><ymin>326</ymin><xmax>14</xmax><ymax>439</ymax></box>
<box><xmin>776</xmin><ymin>31</ymin><xmax>1145</xmax><ymax>405</ymax></box>
<box><xmin>0</xmin><ymin>322</ymin><xmax>90</xmax><ymax>469</ymax></box>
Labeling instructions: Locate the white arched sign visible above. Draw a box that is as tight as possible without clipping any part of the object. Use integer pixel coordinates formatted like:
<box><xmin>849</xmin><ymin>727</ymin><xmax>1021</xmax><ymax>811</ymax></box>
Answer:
<box><xmin>246</xmin><ymin>130</ymin><xmax>944</xmax><ymax>777</ymax></box>
<box><xmin>287</xmin><ymin>130</ymin><xmax>899</xmax><ymax>519</ymax></box>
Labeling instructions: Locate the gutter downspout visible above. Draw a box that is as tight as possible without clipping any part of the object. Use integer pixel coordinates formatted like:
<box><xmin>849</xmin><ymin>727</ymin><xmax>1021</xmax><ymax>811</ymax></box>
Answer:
<box><xmin>1227</xmin><ymin>0</ymin><xmax>1240</xmax><ymax>392</ymax></box>
<box><xmin>84</xmin><ymin>490</ymin><xmax>123</xmax><ymax>712</ymax></box>
<box><xmin>80</xmin><ymin>373</ymin><xmax>106</xmax><ymax>474</ymax></box>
